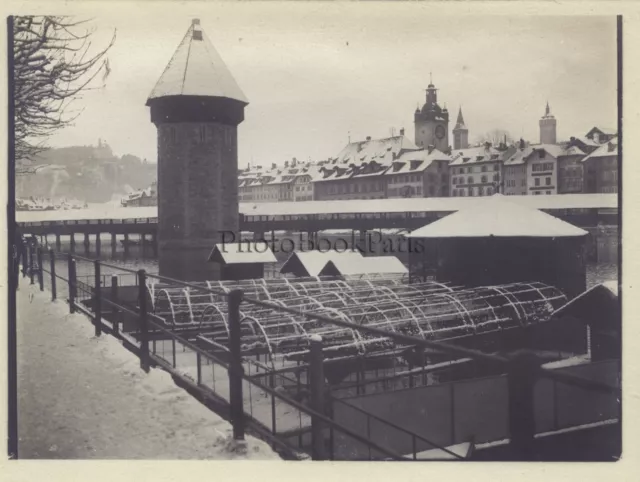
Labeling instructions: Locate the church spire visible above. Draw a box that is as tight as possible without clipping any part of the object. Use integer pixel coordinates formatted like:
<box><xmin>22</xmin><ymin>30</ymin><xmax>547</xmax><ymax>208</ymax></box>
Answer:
<box><xmin>455</xmin><ymin>107</ymin><xmax>466</xmax><ymax>129</ymax></box>
<box><xmin>545</xmin><ymin>101</ymin><xmax>550</xmax><ymax>117</ymax></box>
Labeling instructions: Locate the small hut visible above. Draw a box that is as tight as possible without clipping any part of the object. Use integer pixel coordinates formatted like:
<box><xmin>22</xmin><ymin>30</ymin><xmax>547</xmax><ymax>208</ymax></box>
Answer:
<box><xmin>407</xmin><ymin>195</ymin><xmax>588</xmax><ymax>299</ymax></box>
<box><xmin>318</xmin><ymin>255</ymin><xmax>408</xmax><ymax>279</ymax></box>
<box><xmin>207</xmin><ymin>243</ymin><xmax>277</xmax><ymax>280</ymax></box>
<box><xmin>552</xmin><ymin>281</ymin><xmax>620</xmax><ymax>361</ymax></box>
<box><xmin>279</xmin><ymin>251</ymin><xmax>363</xmax><ymax>278</ymax></box>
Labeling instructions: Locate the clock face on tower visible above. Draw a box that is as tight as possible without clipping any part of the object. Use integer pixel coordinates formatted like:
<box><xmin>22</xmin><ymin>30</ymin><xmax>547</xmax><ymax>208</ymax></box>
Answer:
<box><xmin>435</xmin><ymin>125</ymin><xmax>445</xmax><ymax>140</ymax></box>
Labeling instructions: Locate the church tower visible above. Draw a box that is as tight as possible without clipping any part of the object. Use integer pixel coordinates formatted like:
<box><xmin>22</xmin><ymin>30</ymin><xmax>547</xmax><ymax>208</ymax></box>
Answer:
<box><xmin>414</xmin><ymin>76</ymin><xmax>449</xmax><ymax>151</ymax></box>
<box><xmin>146</xmin><ymin>19</ymin><xmax>248</xmax><ymax>281</ymax></box>
<box><xmin>452</xmin><ymin>107</ymin><xmax>469</xmax><ymax>150</ymax></box>
<box><xmin>539</xmin><ymin>102</ymin><xmax>557</xmax><ymax>145</ymax></box>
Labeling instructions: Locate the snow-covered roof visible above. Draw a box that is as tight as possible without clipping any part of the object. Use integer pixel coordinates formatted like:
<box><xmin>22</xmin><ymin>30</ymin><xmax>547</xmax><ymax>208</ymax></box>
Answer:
<box><xmin>387</xmin><ymin>148</ymin><xmax>451</xmax><ymax>174</ymax></box>
<box><xmin>407</xmin><ymin>194</ymin><xmax>588</xmax><ymax>238</ymax></box>
<box><xmin>207</xmin><ymin>243</ymin><xmax>277</xmax><ymax>264</ymax></box>
<box><xmin>450</xmin><ymin>145</ymin><xmax>514</xmax><ymax>166</ymax></box>
<box><xmin>319</xmin><ymin>255</ymin><xmax>407</xmax><ymax>276</ymax></box>
<box><xmin>334</xmin><ymin>136</ymin><xmax>418</xmax><ymax>166</ymax></box>
<box><xmin>362</xmin><ymin>256</ymin><xmax>408</xmax><ymax>274</ymax></box>
<box><xmin>551</xmin><ymin>281</ymin><xmax>619</xmax><ymax>318</ymax></box>
<box><xmin>581</xmin><ymin>138</ymin><xmax>618</xmax><ymax>163</ymax></box>
<box><xmin>15</xmin><ymin>194</ymin><xmax>618</xmax><ymax>224</ymax></box>
<box><xmin>279</xmin><ymin>251</ymin><xmax>363</xmax><ymax>277</ymax></box>
<box><xmin>147</xmin><ymin>19</ymin><xmax>248</xmax><ymax>104</ymax></box>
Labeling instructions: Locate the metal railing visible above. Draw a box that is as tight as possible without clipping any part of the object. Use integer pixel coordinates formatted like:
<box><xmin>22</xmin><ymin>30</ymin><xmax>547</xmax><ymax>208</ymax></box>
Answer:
<box><xmin>24</xmin><ymin>239</ymin><xmax>620</xmax><ymax>461</ymax></box>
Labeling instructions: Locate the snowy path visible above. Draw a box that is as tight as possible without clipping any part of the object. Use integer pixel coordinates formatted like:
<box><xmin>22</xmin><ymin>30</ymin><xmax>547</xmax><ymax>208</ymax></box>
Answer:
<box><xmin>16</xmin><ymin>281</ymin><xmax>281</xmax><ymax>460</ymax></box>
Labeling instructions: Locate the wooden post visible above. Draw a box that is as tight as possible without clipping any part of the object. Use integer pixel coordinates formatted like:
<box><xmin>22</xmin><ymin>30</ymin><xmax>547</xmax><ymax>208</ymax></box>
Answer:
<box><xmin>84</xmin><ymin>232</ymin><xmax>90</xmax><ymax>254</ymax></box>
<box><xmin>124</xmin><ymin>233</ymin><xmax>130</xmax><ymax>257</ymax></box>
<box><xmin>111</xmin><ymin>275</ymin><xmax>119</xmax><ymax>336</ymax></box>
<box><xmin>29</xmin><ymin>244</ymin><xmax>35</xmax><ymax>285</ymax></box>
<box><xmin>55</xmin><ymin>233</ymin><xmax>61</xmax><ymax>251</ymax></box>
<box><xmin>227</xmin><ymin>289</ymin><xmax>245</xmax><ymax>441</ymax></box>
<box><xmin>309</xmin><ymin>334</ymin><xmax>327</xmax><ymax>460</ymax></box>
<box><xmin>152</xmin><ymin>232</ymin><xmax>158</xmax><ymax>258</ymax></box>
<box><xmin>111</xmin><ymin>233</ymin><xmax>117</xmax><ymax>257</ymax></box>
<box><xmin>21</xmin><ymin>241</ymin><xmax>28</xmax><ymax>277</ymax></box>
<box><xmin>507</xmin><ymin>351</ymin><xmax>539</xmax><ymax>461</ymax></box>
<box><xmin>70</xmin><ymin>233</ymin><xmax>75</xmax><ymax>253</ymax></box>
<box><xmin>68</xmin><ymin>254</ymin><xmax>76</xmax><ymax>314</ymax></box>
<box><xmin>36</xmin><ymin>246</ymin><xmax>44</xmax><ymax>291</ymax></box>
<box><xmin>95</xmin><ymin>233</ymin><xmax>101</xmax><ymax>256</ymax></box>
<box><xmin>93</xmin><ymin>260</ymin><xmax>102</xmax><ymax>337</ymax></box>
<box><xmin>49</xmin><ymin>249</ymin><xmax>57</xmax><ymax>301</ymax></box>
<box><xmin>137</xmin><ymin>269</ymin><xmax>150</xmax><ymax>372</ymax></box>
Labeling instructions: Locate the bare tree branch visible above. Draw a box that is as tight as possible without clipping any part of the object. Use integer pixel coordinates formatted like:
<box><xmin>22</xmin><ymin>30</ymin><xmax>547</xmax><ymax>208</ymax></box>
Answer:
<box><xmin>13</xmin><ymin>15</ymin><xmax>116</xmax><ymax>171</ymax></box>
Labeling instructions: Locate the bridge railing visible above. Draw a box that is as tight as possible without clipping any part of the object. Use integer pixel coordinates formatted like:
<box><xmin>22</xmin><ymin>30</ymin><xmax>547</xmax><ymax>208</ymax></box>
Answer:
<box><xmin>25</xmin><ymin>239</ymin><xmax>620</xmax><ymax>461</ymax></box>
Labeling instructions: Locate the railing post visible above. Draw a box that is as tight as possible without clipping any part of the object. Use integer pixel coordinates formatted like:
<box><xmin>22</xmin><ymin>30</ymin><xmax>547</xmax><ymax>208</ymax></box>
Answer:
<box><xmin>309</xmin><ymin>334</ymin><xmax>327</xmax><ymax>461</ymax></box>
<box><xmin>68</xmin><ymin>254</ymin><xmax>76</xmax><ymax>314</ymax></box>
<box><xmin>36</xmin><ymin>246</ymin><xmax>44</xmax><ymax>291</ymax></box>
<box><xmin>137</xmin><ymin>269</ymin><xmax>150</xmax><ymax>371</ymax></box>
<box><xmin>21</xmin><ymin>241</ymin><xmax>28</xmax><ymax>277</ymax></box>
<box><xmin>29</xmin><ymin>244</ymin><xmax>35</xmax><ymax>285</ymax></box>
<box><xmin>111</xmin><ymin>275</ymin><xmax>119</xmax><ymax>336</ymax></box>
<box><xmin>49</xmin><ymin>249</ymin><xmax>57</xmax><ymax>301</ymax></box>
<box><xmin>227</xmin><ymin>289</ymin><xmax>245</xmax><ymax>441</ymax></box>
<box><xmin>507</xmin><ymin>351</ymin><xmax>539</xmax><ymax>461</ymax></box>
<box><xmin>93</xmin><ymin>260</ymin><xmax>102</xmax><ymax>337</ymax></box>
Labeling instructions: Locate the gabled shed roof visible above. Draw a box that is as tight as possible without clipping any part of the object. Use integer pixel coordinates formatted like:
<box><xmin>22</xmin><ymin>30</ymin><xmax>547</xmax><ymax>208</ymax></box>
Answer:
<box><xmin>407</xmin><ymin>194</ymin><xmax>588</xmax><ymax>238</ymax></box>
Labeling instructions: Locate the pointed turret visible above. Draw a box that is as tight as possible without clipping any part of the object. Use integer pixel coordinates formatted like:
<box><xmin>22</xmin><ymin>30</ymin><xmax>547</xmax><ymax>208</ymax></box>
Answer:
<box><xmin>455</xmin><ymin>107</ymin><xmax>466</xmax><ymax>129</ymax></box>
<box><xmin>539</xmin><ymin>101</ymin><xmax>557</xmax><ymax>144</ymax></box>
<box><xmin>453</xmin><ymin>106</ymin><xmax>469</xmax><ymax>150</ymax></box>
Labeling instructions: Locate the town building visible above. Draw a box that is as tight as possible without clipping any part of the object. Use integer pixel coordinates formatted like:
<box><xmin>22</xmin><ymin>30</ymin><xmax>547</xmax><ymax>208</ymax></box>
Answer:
<box><xmin>312</xmin><ymin>134</ymin><xmax>419</xmax><ymax>201</ymax></box>
<box><xmin>557</xmin><ymin>145</ymin><xmax>587</xmax><ymax>194</ymax></box>
<box><xmin>122</xmin><ymin>180</ymin><xmax>157</xmax><ymax>207</ymax></box>
<box><xmin>449</xmin><ymin>143</ymin><xmax>513</xmax><ymax>197</ymax></box>
<box><xmin>386</xmin><ymin>147</ymin><xmax>451</xmax><ymax>198</ymax></box>
<box><xmin>524</xmin><ymin>144</ymin><xmax>562</xmax><ymax>196</ymax></box>
<box><xmin>414</xmin><ymin>78</ymin><xmax>450</xmax><ymax>152</ymax></box>
<box><xmin>582</xmin><ymin>137</ymin><xmax>619</xmax><ymax>194</ymax></box>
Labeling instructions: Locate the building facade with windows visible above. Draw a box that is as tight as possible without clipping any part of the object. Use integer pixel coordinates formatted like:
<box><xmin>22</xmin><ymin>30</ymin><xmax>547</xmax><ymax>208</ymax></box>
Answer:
<box><xmin>582</xmin><ymin>138</ymin><xmax>619</xmax><ymax>194</ymax></box>
<box><xmin>525</xmin><ymin>145</ymin><xmax>564</xmax><ymax>196</ymax></box>
<box><xmin>449</xmin><ymin>143</ymin><xmax>514</xmax><ymax>197</ymax></box>
<box><xmin>386</xmin><ymin>148</ymin><xmax>451</xmax><ymax>198</ymax></box>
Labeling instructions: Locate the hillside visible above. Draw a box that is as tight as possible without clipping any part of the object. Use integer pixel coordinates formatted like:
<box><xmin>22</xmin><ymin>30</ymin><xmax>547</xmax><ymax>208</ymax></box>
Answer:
<box><xmin>16</xmin><ymin>141</ymin><xmax>157</xmax><ymax>204</ymax></box>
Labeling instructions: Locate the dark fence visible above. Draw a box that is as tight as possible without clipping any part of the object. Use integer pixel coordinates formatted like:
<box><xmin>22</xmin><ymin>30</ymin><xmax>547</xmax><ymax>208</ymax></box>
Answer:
<box><xmin>24</xmin><ymin>240</ymin><xmax>621</xmax><ymax>461</ymax></box>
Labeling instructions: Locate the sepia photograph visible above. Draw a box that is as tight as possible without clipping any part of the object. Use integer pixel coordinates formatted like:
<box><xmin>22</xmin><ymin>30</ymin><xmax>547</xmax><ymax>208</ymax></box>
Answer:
<box><xmin>6</xmin><ymin>4</ymin><xmax>622</xmax><ymax>464</ymax></box>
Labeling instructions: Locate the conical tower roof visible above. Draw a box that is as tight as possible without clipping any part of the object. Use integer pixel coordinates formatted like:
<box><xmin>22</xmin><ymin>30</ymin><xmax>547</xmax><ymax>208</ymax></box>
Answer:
<box><xmin>454</xmin><ymin>107</ymin><xmax>466</xmax><ymax>130</ymax></box>
<box><xmin>147</xmin><ymin>19</ymin><xmax>248</xmax><ymax>104</ymax></box>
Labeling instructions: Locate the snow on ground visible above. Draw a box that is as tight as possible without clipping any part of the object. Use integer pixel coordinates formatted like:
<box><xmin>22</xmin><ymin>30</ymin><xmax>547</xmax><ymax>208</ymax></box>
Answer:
<box><xmin>17</xmin><ymin>280</ymin><xmax>281</xmax><ymax>460</ymax></box>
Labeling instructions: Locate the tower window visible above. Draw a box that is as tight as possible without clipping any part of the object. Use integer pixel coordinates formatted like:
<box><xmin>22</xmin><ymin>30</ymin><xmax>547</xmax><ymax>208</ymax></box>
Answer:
<box><xmin>199</xmin><ymin>125</ymin><xmax>206</xmax><ymax>143</ymax></box>
<box><xmin>170</xmin><ymin>126</ymin><xmax>177</xmax><ymax>144</ymax></box>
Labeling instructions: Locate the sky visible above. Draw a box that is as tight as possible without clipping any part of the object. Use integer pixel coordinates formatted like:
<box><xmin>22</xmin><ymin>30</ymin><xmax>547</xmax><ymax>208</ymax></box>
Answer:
<box><xmin>45</xmin><ymin>6</ymin><xmax>618</xmax><ymax>167</ymax></box>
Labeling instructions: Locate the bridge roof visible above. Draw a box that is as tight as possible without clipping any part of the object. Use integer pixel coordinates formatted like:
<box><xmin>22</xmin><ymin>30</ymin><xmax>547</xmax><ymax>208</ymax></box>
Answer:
<box><xmin>15</xmin><ymin>193</ymin><xmax>617</xmax><ymax>224</ymax></box>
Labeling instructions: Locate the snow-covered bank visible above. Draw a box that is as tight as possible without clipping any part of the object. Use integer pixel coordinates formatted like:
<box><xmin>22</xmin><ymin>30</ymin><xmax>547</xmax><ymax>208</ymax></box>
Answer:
<box><xmin>16</xmin><ymin>281</ymin><xmax>281</xmax><ymax>460</ymax></box>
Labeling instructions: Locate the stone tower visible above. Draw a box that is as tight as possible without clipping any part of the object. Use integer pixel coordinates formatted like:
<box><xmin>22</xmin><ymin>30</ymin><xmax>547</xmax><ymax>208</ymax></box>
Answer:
<box><xmin>539</xmin><ymin>101</ymin><xmax>557</xmax><ymax>145</ymax></box>
<box><xmin>146</xmin><ymin>19</ymin><xmax>248</xmax><ymax>281</ymax></box>
<box><xmin>414</xmin><ymin>76</ymin><xmax>449</xmax><ymax>151</ymax></box>
<box><xmin>452</xmin><ymin>107</ymin><xmax>469</xmax><ymax>150</ymax></box>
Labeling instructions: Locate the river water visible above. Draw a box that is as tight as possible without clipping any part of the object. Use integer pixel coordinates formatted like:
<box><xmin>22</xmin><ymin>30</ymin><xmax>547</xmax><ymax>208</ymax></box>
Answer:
<box><xmin>39</xmin><ymin>233</ymin><xmax>618</xmax><ymax>291</ymax></box>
